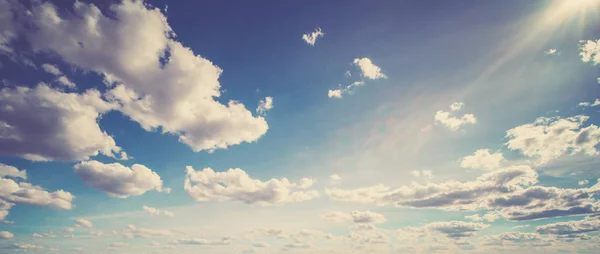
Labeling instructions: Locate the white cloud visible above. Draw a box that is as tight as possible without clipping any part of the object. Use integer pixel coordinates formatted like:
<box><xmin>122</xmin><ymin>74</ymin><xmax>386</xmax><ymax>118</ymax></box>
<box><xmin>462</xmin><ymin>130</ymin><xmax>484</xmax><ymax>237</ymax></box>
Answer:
<box><xmin>56</xmin><ymin>76</ymin><xmax>76</xmax><ymax>88</ymax></box>
<box><xmin>32</xmin><ymin>232</ymin><xmax>56</xmax><ymax>238</ymax></box>
<box><xmin>424</xmin><ymin>221</ymin><xmax>490</xmax><ymax>239</ymax></box>
<box><xmin>184</xmin><ymin>166</ymin><xmax>319</xmax><ymax>205</ymax></box>
<box><xmin>505</xmin><ymin>115</ymin><xmax>600</xmax><ymax>165</ymax></box>
<box><xmin>29</xmin><ymin>0</ymin><xmax>268</xmax><ymax>153</ymax></box>
<box><xmin>0</xmin><ymin>84</ymin><xmax>121</xmax><ymax>161</ymax></box>
<box><xmin>579</xmin><ymin>39</ymin><xmax>600</xmax><ymax>65</ymax></box>
<box><xmin>460</xmin><ymin>149</ymin><xmax>505</xmax><ymax>170</ymax></box>
<box><xmin>121</xmin><ymin>224</ymin><xmax>177</xmax><ymax>238</ymax></box>
<box><xmin>328</xmin><ymin>81</ymin><xmax>365</xmax><ymax>99</ymax></box>
<box><xmin>74</xmin><ymin>160</ymin><xmax>166</xmax><ymax>198</ymax></box>
<box><xmin>256</xmin><ymin>96</ymin><xmax>273</xmax><ymax>115</ymax></box>
<box><xmin>578</xmin><ymin>99</ymin><xmax>600</xmax><ymax>108</ymax></box>
<box><xmin>465</xmin><ymin>212</ymin><xmax>500</xmax><ymax>222</ymax></box>
<box><xmin>353</xmin><ymin>58</ymin><xmax>386</xmax><ymax>80</ymax></box>
<box><xmin>41</xmin><ymin>63</ymin><xmax>62</xmax><ymax>75</ymax></box>
<box><xmin>0</xmin><ymin>231</ymin><xmax>13</xmax><ymax>239</ymax></box>
<box><xmin>301</xmin><ymin>27</ymin><xmax>324</xmax><ymax>46</ymax></box>
<box><xmin>329</xmin><ymin>174</ymin><xmax>341</xmax><ymax>184</ymax></box>
<box><xmin>143</xmin><ymin>205</ymin><xmax>174</xmax><ymax>217</ymax></box>
<box><xmin>174</xmin><ymin>237</ymin><xmax>231</xmax><ymax>246</ymax></box>
<box><xmin>536</xmin><ymin>217</ymin><xmax>600</xmax><ymax>236</ymax></box>
<box><xmin>0</xmin><ymin>0</ymin><xmax>19</xmax><ymax>54</ymax></box>
<box><xmin>109</xmin><ymin>242</ymin><xmax>129</xmax><ymax>248</ymax></box>
<box><xmin>434</xmin><ymin>102</ymin><xmax>477</xmax><ymax>131</ymax></box>
<box><xmin>578</xmin><ymin>180</ymin><xmax>589</xmax><ymax>186</ymax></box>
<box><xmin>0</xmin><ymin>163</ymin><xmax>25</xmax><ymax>179</ymax></box>
<box><xmin>73</xmin><ymin>218</ymin><xmax>93</xmax><ymax>228</ymax></box>
<box><xmin>322</xmin><ymin>211</ymin><xmax>386</xmax><ymax>224</ymax></box>
<box><xmin>544</xmin><ymin>48</ymin><xmax>558</xmax><ymax>55</ymax></box>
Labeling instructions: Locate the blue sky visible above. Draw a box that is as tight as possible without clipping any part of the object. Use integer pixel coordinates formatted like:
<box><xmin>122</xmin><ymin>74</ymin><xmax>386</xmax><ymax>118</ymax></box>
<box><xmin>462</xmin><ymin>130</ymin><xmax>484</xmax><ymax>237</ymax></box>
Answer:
<box><xmin>1</xmin><ymin>0</ymin><xmax>600</xmax><ymax>253</ymax></box>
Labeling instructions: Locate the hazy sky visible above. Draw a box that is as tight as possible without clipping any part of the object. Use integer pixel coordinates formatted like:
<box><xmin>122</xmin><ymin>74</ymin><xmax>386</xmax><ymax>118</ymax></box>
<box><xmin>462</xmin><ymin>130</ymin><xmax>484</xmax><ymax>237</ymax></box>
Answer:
<box><xmin>1</xmin><ymin>0</ymin><xmax>600</xmax><ymax>253</ymax></box>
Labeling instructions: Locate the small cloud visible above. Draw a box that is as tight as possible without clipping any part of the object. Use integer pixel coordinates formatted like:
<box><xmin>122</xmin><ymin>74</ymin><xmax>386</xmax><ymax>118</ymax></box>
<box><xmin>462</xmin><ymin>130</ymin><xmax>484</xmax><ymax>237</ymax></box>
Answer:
<box><xmin>345</xmin><ymin>70</ymin><xmax>351</xmax><ymax>77</ymax></box>
<box><xmin>302</xmin><ymin>27</ymin><xmax>324</xmax><ymax>46</ymax></box>
<box><xmin>544</xmin><ymin>48</ymin><xmax>558</xmax><ymax>55</ymax></box>
<box><xmin>256</xmin><ymin>96</ymin><xmax>273</xmax><ymax>115</ymax></box>
<box><xmin>578</xmin><ymin>179</ymin><xmax>589</xmax><ymax>186</ymax></box>
<box><xmin>329</xmin><ymin>174</ymin><xmax>341</xmax><ymax>184</ymax></box>
<box><xmin>353</xmin><ymin>57</ymin><xmax>387</xmax><ymax>80</ymax></box>
<box><xmin>328</xmin><ymin>81</ymin><xmax>365</xmax><ymax>99</ymax></box>
<box><xmin>577</xmin><ymin>99</ymin><xmax>600</xmax><ymax>108</ymax></box>
<box><xmin>434</xmin><ymin>102</ymin><xmax>477</xmax><ymax>131</ymax></box>
<box><xmin>74</xmin><ymin>218</ymin><xmax>93</xmax><ymax>228</ymax></box>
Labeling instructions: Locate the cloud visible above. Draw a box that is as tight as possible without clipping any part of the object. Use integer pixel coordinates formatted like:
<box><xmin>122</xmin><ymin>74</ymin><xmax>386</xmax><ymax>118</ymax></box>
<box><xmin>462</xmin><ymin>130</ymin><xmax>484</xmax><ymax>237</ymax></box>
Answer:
<box><xmin>73</xmin><ymin>218</ymin><xmax>93</xmax><ymax>228</ymax></box>
<box><xmin>329</xmin><ymin>174</ymin><xmax>341</xmax><ymax>184</ymax></box>
<box><xmin>353</xmin><ymin>58</ymin><xmax>386</xmax><ymax>80</ymax></box>
<box><xmin>480</xmin><ymin>232</ymin><xmax>550</xmax><ymax>247</ymax></box>
<box><xmin>578</xmin><ymin>180</ymin><xmax>589</xmax><ymax>186</ymax></box>
<box><xmin>121</xmin><ymin>224</ymin><xmax>178</xmax><ymax>238</ymax></box>
<box><xmin>28</xmin><ymin>0</ymin><xmax>268</xmax><ymax>153</ymax></box>
<box><xmin>184</xmin><ymin>167</ymin><xmax>318</xmax><ymax>205</ymax></box>
<box><xmin>301</xmin><ymin>27</ymin><xmax>324</xmax><ymax>46</ymax></box>
<box><xmin>143</xmin><ymin>205</ymin><xmax>174</xmax><ymax>217</ymax></box>
<box><xmin>109</xmin><ymin>242</ymin><xmax>129</xmax><ymax>248</ymax></box>
<box><xmin>174</xmin><ymin>237</ymin><xmax>231</xmax><ymax>246</ymax></box>
<box><xmin>41</xmin><ymin>63</ymin><xmax>76</xmax><ymax>88</ymax></box>
<box><xmin>31</xmin><ymin>232</ymin><xmax>56</xmax><ymax>238</ymax></box>
<box><xmin>465</xmin><ymin>212</ymin><xmax>500</xmax><ymax>222</ymax></box>
<box><xmin>328</xmin><ymin>81</ymin><xmax>365</xmax><ymax>99</ymax></box>
<box><xmin>579</xmin><ymin>39</ymin><xmax>600</xmax><ymax>65</ymax></box>
<box><xmin>578</xmin><ymin>99</ymin><xmax>600</xmax><ymax>108</ymax></box>
<box><xmin>256</xmin><ymin>96</ymin><xmax>273</xmax><ymax>115</ymax></box>
<box><xmin>505</xmin><ymin>115</ymin><xmax>600</xmax><ymax>165</ymax></box>
<box><xmin>0</xmin><ymin>163</ymin><xmax>26</xmax><ymax>179</ymax></box>
<box><xmin>0</xmin><ymin>172</ymin><xmax>74</xmax><ymax>221</ymax></box>
<box><xmin>536</xmin><ymin>218</ymin><xmax>600</xmax><ymax>236</ymax></box>
<box><xmin>544</xmin><ymin>49</ymin><xmax>558</xmax><ymax>55</ymax></box>
<box><xmin>0</xmin><ymin>231</ymin><xmax>13</xmax><ymax>239</ymax></box>
<box><xmin>434</xmin><ymin>102</ymin><xmax>477</xmax><ymax>131</ymax></box>
<box><xmin>322</xmin><ymin>211</ymin><xmax>386</xmax><ymax>224</ymax></box>
<box><xmin>0</xmin><ymin>84</ymin><xmax>121</xmax><ymax>161</ymax></box>
<box><xmin>460</xmin><ymin>149</ymin><xmax>505</xmax><ymax>170</ymax></box>
<box><xmin>74</xmin><ymin>160</ymin><xmax>166</xmax><ymax>198</ymax></box>
<box><xmin>425</xmin><ymin>221</ymin><xmax>490</xmax><ymax>239</ymax></box>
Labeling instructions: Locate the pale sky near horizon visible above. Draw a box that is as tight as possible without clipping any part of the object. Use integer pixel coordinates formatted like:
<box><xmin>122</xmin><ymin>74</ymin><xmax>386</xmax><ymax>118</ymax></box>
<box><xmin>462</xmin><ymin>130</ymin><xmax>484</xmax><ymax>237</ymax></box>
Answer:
<box><xmin>2</xmin><ymin>0</ymin><xmax>600</xmax><ymax>253</ymax></box>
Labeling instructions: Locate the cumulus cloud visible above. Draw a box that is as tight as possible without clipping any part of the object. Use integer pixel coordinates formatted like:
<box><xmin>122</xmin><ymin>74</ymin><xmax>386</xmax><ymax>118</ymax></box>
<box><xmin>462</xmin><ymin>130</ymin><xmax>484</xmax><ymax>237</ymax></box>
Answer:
<box><xmin>322</xmin><ymin>211</ymin><xmax>386</xmax><ymax>224</ymax></box>
<box><xmin>143</xmin><ymin>205</ymin><xmax>174</xmax><ymax>217</ymax></box>
<box><xmin>0</xmin><ymin>163</ymin><xmax>26</xmax><ymax>179</ymax></box>
<box><xmin>460</xmin><ymin>149</ymin><xmax>505</xmax><ymax>170</ymax></box>
<box><xmin>545</xmin><ymin>49</ymin><xmax>558</xmax><ymax>55</ymax></box>
<box><xmin>0</xmin><ymin>231</ymin><xmax>13</xmax><ymax>239</ymax></box>
<box><xmin>184</xmin><ymin>167</ymin><xmax>318</xmax><ymax>205</ymax></box>
<box><xmin>0</xmin><ymin>169</ymin><xmax>74</xmax><ymax>221</ymax></box>
<box><xmin>480</xmin><ymin>232</ymin><xmax>549</xmax><ymax>247</ymax></box>
<box><xmin>74</xmin><ymin>160</ymin><xmax>166</xmax><ymax>198</ymax></box>
<box><xmin>579</xmin><ymin>39</ymin><xmax>600</xmax><ymax>65</ymax></box>
<box><xmin>256</xmin><ymin>96</ymin><xmax>273</xmax><ymax>115</ymax></box>
<box><xmin>353</xmin><ymin>58</ymin><xmax>386</xmax><ymax>80</ymax></box>
<box><xmin>28</xmin><ymin>0</ymin><xmax>268</xmax><ymax>153</ymax></box>
<box><xmin>301</xmin><ymin>27</ymin><xmax>324</xmax><ymax>46</ymax></box>
<box><xmin>505</xmin><ymin>115</ymin><xmax>600</xmax><ymax>165</ymax></box>
<box><xmin>465</xmin><ymin>212</ymin><xmax>500</xmax><ymax>222</ymax></box>
<box><xmin>578</xmin><ymin>180</ymin><xmax>589</xmax><ymax>186</ymax></box>
<box><xmin>536</xmin><ymin>218</ymin><xmax>600</xmax><ymax>236</ymax></box>
<box><xmin>0</xmin><ymin>84</ymin><xmax>121</xmax><ymax>161</ymax></box>
<box><xmin>578</xmin><ymin>99</ymin><xmax>600</xmax><ymax>108</ymax></box>
<box><xmin>329</xmin><ymin>174</ymin><xmax>341</xmax><ymax>184</ymax></box>
<box><xmin>73</xmin><ymin>218</ymin><xmax>93</xmax><ymax>228</ymax></box>
<box><xmin>328</xmin><ymin>81</ymin><xmax>365</xmax><ymax>99</ymax></box>
<box><xmin>434</xmin><ymin>102</ymin><xmax>477</xmax><ymax>131</ymax></box>
<box><xmin>425</xmin><ymin>221</ymin><xmax>490</xmax><ymax>239</ymax></box>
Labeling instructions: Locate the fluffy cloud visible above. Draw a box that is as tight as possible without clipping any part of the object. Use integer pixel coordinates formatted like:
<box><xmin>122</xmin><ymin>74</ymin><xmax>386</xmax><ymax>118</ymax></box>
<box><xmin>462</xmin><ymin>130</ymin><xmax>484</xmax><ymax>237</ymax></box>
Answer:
<box><xmin>41</xmin><ymin>63</ymin><xmax>76</xmax><ymax>88</ymax></box>
<box><xmin>0</xmin><ymin>84</ymin><xmax>121</xmax><ymax>161</ymax></box>
<box><xmin>322</xmin><ymin>211</ymin><xmax>386</xmax><ymax>224</ymax></box>
<box><xmin>0</xmin><ymin>231</ymin><xmax>13</xmax><ymax>239</ymax></box>
<box><xmin>301</xmin><ymin>27</ymin><xmax>324</xmax><ymax>46</ymax></box>
<box><xmin>505</xmin><ymin>115</ymin><xmax>600</xmax><ymax>165</ymax></box>
<box><xmin>329</xmin><ymin>174</ymin><xmax>341</xmax><ymax>183</ymax></box>
<box><xmin>465</xmin><ymin>211</ymin><xmax>500</xmax><ymax>222</ymax></box>
<box><xmin>480</xmin><ymin>232</ymin><xmax>550</xmax><ymax>247</ymax></box>
<box><xmin>143</xmin><ymin>205</ymin><xmax>174</xmax><ymax>217</ymax></box>
<box><xmin>460</xmin><ymin>149</ymin><xmax>505</xmax><ymax>170</ymax></box>
<box><xmin>536</xmin><ymin>218</ymin><xmax>600</xmax><ymax>236</ymax></box>
<box><xmin>579</xmin><ymin>39</ymin><xmax>600</xmax><ymax>65</ymax></box>
<box><xmin>0</xmin><ymin>0</ymin><xmax>19</xmax><ymax>53</ymax></box>
<box><xmin>328</xmin><ymin>81</ymin><xmax>365</xmax><ymax>99</ymax></box>
<box><xmin>28</xmin><ymin>0</ymin><xmax>268</xmax><ymax>153</ymax></box>
<box><xmin>256</xmin><ymin>96</ymin><xmax>273</xmax><ymax>115</ymax></box>
<box><xmin>184</xmin><ymin>167</ymin><xmax>319</xmax><ymax>205</ymax></box>
<box><xmin>0</xmin><ymin>163</ymin><xmax>26</xmax><ymax>179</ymax></box>
<box><xmin>74</xmin><ymin>160</ymin><xmax>166</xmax><ymax>198</ymax></box>
<box><xmin>425</xmin><ymin>221</ymin><xmax>490</xmax><ymax>239</ymax></box>
<box><xmin>544</xmin><ymin>49</ymin><xmax>558</xmax><ymax>55</ymax></box>
<box><xmin>434</xmin><ymin>102</ymin><xmax>477</xmax><ymax>131</ymax></box>
<box><xmin>353</xmin><ymin>58</ymin><xmax>386</xmax><ymax>80</ymax></box>
<box><xmin>73</xmin><ymin>218</ymin><xmax>93</xmax><ymax>228</ymax></box>
<box><xmin>578</xmin><ymin>180</ymin><xmax>589</xmax><ymax>186</ymax></box>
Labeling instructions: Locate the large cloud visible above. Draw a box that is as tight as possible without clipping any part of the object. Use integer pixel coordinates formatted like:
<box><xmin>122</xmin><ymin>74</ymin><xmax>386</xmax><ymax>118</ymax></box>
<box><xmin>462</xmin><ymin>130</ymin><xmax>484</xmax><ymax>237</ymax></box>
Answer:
<box><xmin>326</xmin><ymin>165</ymin><xmax>600</xmax><ymax>221</ymax></box>
<box><xmin>505</xmin><ymin>115</ymin><xmax>600</xmax><ymax>165</ymax></box>
<box><xmin>536</xmin><ymin>218</ymin><xmax>600</xmax><ymax>236</ymax></box>
<box><xmin>74</xmin><ymin>160</ymin><xmax>166</xmax><ymax>198</ymax></box>
<box><xmin>184</xmin><ymin>166</ymin><xmax>319</xmax><ymax>205</ymax></box>
<box><xmin>0</xmin><ymin>84</ymin><xmax>121</xmax><ymax>161</ymax></box>
<box><xmin>0</xmin><ymin>163</ymin><xmax>26</xmax><ymax>179</ymax></box>
<box><xmin>28</xmin><ymin>0</ymin><xmax>268</xmax><ymax>153</ymax></box>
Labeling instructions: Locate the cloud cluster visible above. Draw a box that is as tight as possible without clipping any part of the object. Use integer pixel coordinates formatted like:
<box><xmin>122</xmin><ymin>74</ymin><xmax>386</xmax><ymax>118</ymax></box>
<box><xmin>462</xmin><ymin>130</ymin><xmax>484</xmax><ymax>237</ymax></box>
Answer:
<box><xmin>505</xmin><ymin>115</ymin><xmax>600</xmax><ymax>165</ymax></box>
<box><xmin>0</xmin><ymin>84</ymin><xmax>121</xmax><ymax>161</ymax></box>
<box><xmin>434</xmin><ymin>102</ymin><xmax>477</xmax><ymax>131</ymax></box>
<box><xmin>74</xmin><ymin>160</ymin><xmax>166</xmax><ymax>198</ymax></box>
<box><xmin>302</xmin><ymin>27</ymin><xmax>324</xmax><ymax>46</ymax></box>
<box><xmin>28</xmin><ymin>0</ymin><xmax>268</xmax><ymax>153</ymax></box>
<box><xmin>460</xmin><ymin>149</ymin><xmax>505</xmax><ymax>170</ymax></box>
<box><xmin>184</xmin><ymin>167</ymin><xmax>318</xmax><ymax>205</ymax></box>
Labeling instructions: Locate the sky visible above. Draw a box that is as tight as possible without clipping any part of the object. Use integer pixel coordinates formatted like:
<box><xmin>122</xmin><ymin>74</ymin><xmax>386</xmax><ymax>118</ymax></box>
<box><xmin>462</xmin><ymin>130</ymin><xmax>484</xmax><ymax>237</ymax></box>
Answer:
<box><xmin>1</xmin><ymin>0</ymin><xmax>600</xmax><ymax>253</ymax></box>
